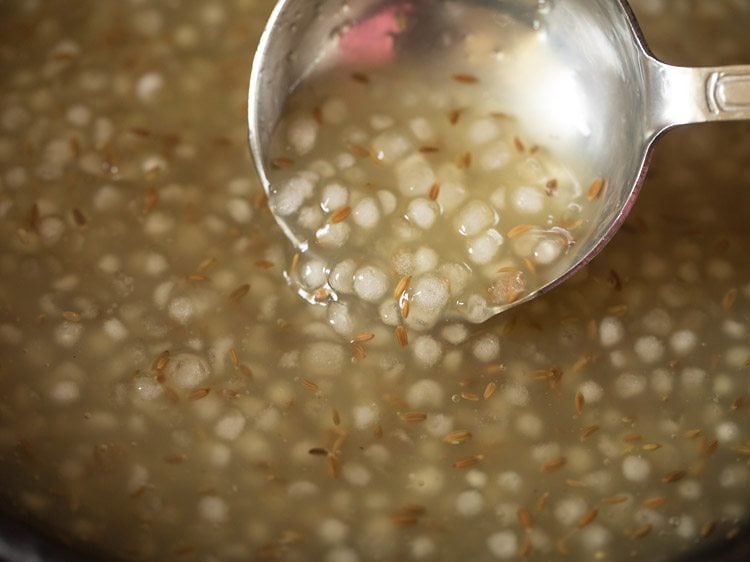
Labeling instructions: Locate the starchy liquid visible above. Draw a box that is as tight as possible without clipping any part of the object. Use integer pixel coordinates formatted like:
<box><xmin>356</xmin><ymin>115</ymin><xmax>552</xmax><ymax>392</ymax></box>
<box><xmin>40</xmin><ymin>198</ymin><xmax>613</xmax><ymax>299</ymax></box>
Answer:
<box><xmin>0</xmin><ymin>1</ymin><xmax>748</xmax><ymax>562</ymax></box>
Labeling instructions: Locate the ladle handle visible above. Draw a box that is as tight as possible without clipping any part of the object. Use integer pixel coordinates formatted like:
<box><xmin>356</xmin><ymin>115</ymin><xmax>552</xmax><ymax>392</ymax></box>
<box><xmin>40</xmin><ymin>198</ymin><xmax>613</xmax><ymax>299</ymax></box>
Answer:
<box><xmin>649</xmin><ymin>59</ymin><xmax>750</xmax><ymax>136</ymax></box>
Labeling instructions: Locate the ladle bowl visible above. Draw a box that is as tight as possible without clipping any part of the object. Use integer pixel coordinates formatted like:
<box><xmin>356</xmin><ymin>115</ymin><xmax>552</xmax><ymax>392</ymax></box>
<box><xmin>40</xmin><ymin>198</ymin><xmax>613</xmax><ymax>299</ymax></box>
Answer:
<box><xmin>248</xmin><ymin>0</ymin><xmax>750</xmax><ymax>318</ymax></box>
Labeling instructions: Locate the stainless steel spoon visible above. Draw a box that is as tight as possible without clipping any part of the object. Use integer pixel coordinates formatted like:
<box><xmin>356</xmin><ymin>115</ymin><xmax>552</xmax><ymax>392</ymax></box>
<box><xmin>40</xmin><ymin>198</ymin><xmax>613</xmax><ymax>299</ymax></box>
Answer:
<box><xmin>248</xmin><ymin>0</ymin><xmax>750</xmax><ymax>318</ymax></box>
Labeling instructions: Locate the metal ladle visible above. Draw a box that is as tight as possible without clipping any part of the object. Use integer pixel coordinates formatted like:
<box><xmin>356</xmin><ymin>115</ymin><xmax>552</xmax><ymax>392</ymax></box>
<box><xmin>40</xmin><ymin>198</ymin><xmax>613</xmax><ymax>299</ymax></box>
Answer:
<box><xmin>248</xmin><ymin>0</ymin><xmax>750</xmax><ymax>318</ymax></box>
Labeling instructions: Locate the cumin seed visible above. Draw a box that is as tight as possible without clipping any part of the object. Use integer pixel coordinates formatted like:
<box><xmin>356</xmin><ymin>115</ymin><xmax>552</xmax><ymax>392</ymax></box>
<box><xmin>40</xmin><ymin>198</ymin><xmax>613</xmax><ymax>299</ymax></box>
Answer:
<box><xmin>541</xmin><ymin>456</ymin><xmax>567</xmax><ymax>473</ymax></box>
<box><xmin>400</xmin><ymin>411</ymin><xmax>427</xmax><ymax>422</ymax></box>
<box><xmin>453</xmin><ymin>454</ymin><xmax>483</xmax><ymax>469</ymax></box>
<box><xmin>329</xmin><ymin>206</ymin><xmax>352</xmax><ymax>224</ymax></box>
<box><xmin>442</xmin><ymin>430</ymin><xmax>472</xmax><ymax>445</ymax></box>
<box><xmin>587</xmin><ymin>177</ymin><xmax>606</xmax><ymax>200</ymax></box>
<box><xmin>452</xmin><ymin>73</ymin><xmax>479</xmax><ymax>84</ymax></box>
<box><xmin>662</xmin><ymin>470</ymin><xmax>687</xmax><ymax>483</ymax></box>
<box><xmin>578</xmin><ymin>508</ymin><xmax>598</xmax><ymax>528</ymax></box>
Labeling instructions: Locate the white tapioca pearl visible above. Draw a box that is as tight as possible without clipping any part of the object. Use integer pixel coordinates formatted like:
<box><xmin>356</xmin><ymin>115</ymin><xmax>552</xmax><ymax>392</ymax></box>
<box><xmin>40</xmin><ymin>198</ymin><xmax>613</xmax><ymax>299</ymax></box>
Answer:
<box><xmin>353</xmin><ymin>266</ymin><xmax>388</xmax><ymax>302</ymax></box>
<box><xmin>435</xmin><ymin>181</ymin><xmax>467</xmax><ymax>214</ymax></box>
<box><xmin>424</xmin><ymin>414</ymin><xmax>453</xmax><ymax>437</ymax></box>
<box><xmin>533</xmin><ymin>236</ymin><xmax>564</xmax><ymax>265</ymax></box>
<box><xmin>466</xmin><ymin>470</ymin><xmax>488</xmax><ymax>488</ymax></box>
<box><xmin>227</xmin><ymin>197</ymin><xmax>253</xmax><ymax>224</ymax></box>
<box><xmin>54</xmin><ymin>322</ymin><xmax>83</xmax><ymax>347</ymax></box>
<box><xmin>456</xmin><ymin>489</ymin><xmax>484</xmax><ymax>517</ymax></box>
<box><xmin>414</xmin><ymin>247</ymin><xmax>438</xmax><ymax>274</ymax></box>
<box><xmin>411</xmin><ymin>337</ymin><xmax>443</xmax><ymax>368</ymax></box>
<box><xmin>455</xmin><ymin>200</ymin><xmax>495</xmax><ymax>236</ymax></box>
<box><xmin>300</xmin><ymin>258</ymin><xmax>328</xmax><ymax>289</ymax></box>
<box><xmin>634</xmin><ymin>335</ymin><xmax>664</xmax><ymax>363</ymax></box>
<box><xmin>497</xmin><ymin>471</ymin><xmax>523</xmax><ymax>493</ymax></box>
<box><xmin>319</xmin><ymin>518</ymin><xmax>348</xmax><ymax>544</ymax></box>
<box><xmin>298</xmin><ymin>204</ymin><xmax>324</xmax><ymax>230</ymax></box>
<box><xmin>511</xmin><ymin>185</ymin><xmax>544</xmax><ymax>214</ymax></box>
<box><xmin>316</xmin><ymin>222</ymin><xmax>350</xmax><ymax>247</ymax></box>
<box><xmin>515</xmin><ymin>413</ymin><xmax>542</xmax><ymax>438</ymax></box>
<box><xmin>468</xmin><ymin>118</ymin><xmax>499</xmax><ymax>144</ymax></box>
<box><xmin>214</xmin><ymin>410</ymin><xmax>246</xmax><ymax>441</ymax></box>
<box><xmin>352</xmin><ymin>404</ymin><xmax>379</xmax><ymax>430</ymax></box>
<box><xmin>378</xmin><ymin>299</ymin><xmax>400</xmax><ymax>326</ymax></box>
<box><xmin>320</xmin><ymin>183</ymin><xmax>348</xmax><ymax>212</ymax></box>
<box><xmin>407</xmin><ymin>198</ymin><xmax>438</xmax><ymax>229</ymax></box>
<box><xmin>271</xmin><ymin>176</ymin><xmax>314</xmax><ymax>217</ymax></box>
<box><xmin>722</xmin><ymin>319</ymin><xmax>746</xmax><ymax>339</ymax></box>
<box><xmin>136</xmin><ymin>72</ymin><xmax>164</xmax><ymax>102</ymax></box>
<box><xmin>406</xmin><ymin>275</ymin><xmax>450</xmax><ymax>330</ymax></box>
<box><xmin>168</xmin><ymin>297</ymin><xmax>194</xmax><ymax>324</ymax></box>
<box><xmin>287</xmin><ymin>114</ymin><xmax>318</xmax><ymax>155</ymax></box>
<box><xmin>102</xmin><ymin>318</ymin><xmax>128</xmax><ymax>341</ymax></box>
<box><xmin>37</xmin><ymin>215</ymin><xmax>66</xmax><ymax>246</ymax></box>
<box><xmin>377</xmin><ymin>190</ymin><xmax>397</xmax><ymax>214</ymax></box>
<box><xmin>50</xmin><ymin>380</ymin><xmax>80</xmax><ymax>404</ymax></box>
<box><xmin>441</xmin><ymin>323</ymin><xmax>468</xmax><ymax>345</ymax></box>
<box><xmin>615</xmin><ymin>372</ymin><xmax>646</xmax><ymax>398</ymax></box>
<box><xmin>439</xmin><ymin>263</ymin><xmax>470</xmax><ymax>296</ymax></box>
<box><xmin>554</xmin><ymin>497</ymin><xmax>587</xmax><ymax>525</ymax></box>
<box><xmin>321</xmin><ymin>98</ymin><xmax>347</xmax><ymax>124</ymax></box>
<box><xmin>330</xmin><ymin>260</ymin><xmax>356</xmax><ymax>294</ymax></box>
<box><xmin>328</xmin><ymin>302</ymin><xmax>353</xmax><ymax>337</ymax></box>
<box><xmin>407</xmin><ymin>379</ymin><xmax>443</xmax><ymax>409</ymax></box>
<box><xmin>410</xmin><ymin>536</ymin><xmax>435</xmax><ymax>559</ymax></box>
<box><xmin>370</xmin><ymin>113</ymin><xmax>394</xmax><ymax>130</ymax></box>
<box><xmin>480</xmin><ymin>140</ymin><xmax>512</xmax><ymax>171</ymax></box>
<box><xmin>198</xmin><ymin>495</ymin><xmax>228</xmax><ymax>524</ymax></box>
<box><xmin>642</xmin><ymin>308</ymin><xmax>672</xmax><ymax>336</ymax></box>
<box><xmin>352</xmin><ymin>197</ymin><xmax>380</xmax><ymax>229</ymax></box>
<box><xmin>490</xmin><ymin>186</ymin><xmax>507</xmax><ymax>210</ymax></box>
<box><xmin>342</xmin><ymin>463</ymin><xmax>371</xmax><ymax>486</ymax></box>
<box><xmin>302</xmin><ymin>342</ymin><xmax>345</xmax><ymax>376</ymax></box>
<box><xmin>622</xmin><ymin>455</ymin><xmax>651</xmax><ymax>482</ymax></box>
<box><xmin>372</xmin><ymin>130</ymin><xmax>412</xmax><ymax>163</ymax></box>
<box><xmin>396</xmin><ymin>154</ymin><xmax>436</xmax><ymax>196</ymax></box>
<box><xmin>66</xmin><ymin>104</ymin><xmax>92</xmax><ymax>127</ymax></box>
<box><xmin>580</xmin><ymin>524</ymin><xmax>611</xmax><ymax>550</ymax></box>
<box><xmin>681</xmin><ymin>367</ymin><xmax>706</xmax><ymax>390</ymax></box>
<box><xmin>670</xmin><ymin>329</ymin><xmax>697</xmax><ymax>355</ymax></box>
<box><xmin>578</xmin><ymin>380</ymin><xmax>604</xmax><ymax>403</ymax></box>
<box><xmin>716</xmin><ymin>421</ymin><xmax>740</xmax><ymax>444</ymax></box>
<box><xmin>409</xmin><ymin>116</ymin><xmax>436</xmax><ymax>142</ymax></box>
<box><xmin>467</xmin><ymin>230</ymin><xmax>503</xmax><ymax>265</ymax></box>
<box><xmin>472</xmin><ymin>334</ymin><xmax>500</xmax><ymax>361</ymax></box>
<box><xmin>308</xmin><ymin>159</ymin><xmax>336</xmax><ymax>178</ymax></box>
<box><xmin>335</xmin><ymin>152</ymin><xmax>356</xmax><ymax>170</ymax></box>
<box><xmin>487</xmin><ymin>531</ymin><xmax>517</xmax><ymax>559</ymax></box>
<box><xmin>599</xmin><ymin>316</ymin><xmax>624</xmax><ymax>347</ymax></box>
<box><xmin>677</xmin><ymin>479</ymin><xmax>702</xmax><ymax>500</ymax></box>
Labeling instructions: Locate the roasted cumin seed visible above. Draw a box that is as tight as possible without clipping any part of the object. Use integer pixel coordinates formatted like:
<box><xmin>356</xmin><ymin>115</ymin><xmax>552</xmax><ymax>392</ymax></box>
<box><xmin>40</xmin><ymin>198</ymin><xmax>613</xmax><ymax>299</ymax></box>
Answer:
<box><xmin>452</xmin><ymin>454</ymin><xmax>484</xmax><ymax>469</ymax></box>
<box><xmin>452</xmin><ymin>73</ymin><xmax>479</xmax><ymax>84</ymax></box>
<box><xmin>329</xmin><ymin>206</ymin><xmax>352</xmax><ymax>224</ymax></box>
<box><xmin>442</xmin><ymin>430</ymin><xmax>472</xmax><ymax>445</ymax></box>
<box><xmin>587</xmin><ymin>177</ymin><xmax>606</xmax><ymax>200</ymax></box>
<box><xmin>662</xmin><ymin>470</ymin><xmax>687</xmax><ymax>483</ymax></box>
<box><xmin>395</xmin><ymin>325</ymin><xmax>408</xmax><ymax>346</ymax></box>
<box><xmin>541</xmin><ymin>456</ymin><xmax>567</xmax><ymax>473</ymax></box>
<box><xmin>399</xmin><ymin>411</ymin><xmax>427</xmax><ymax>422</ymax></box>
<box><xmin>578</xmin><ymin>508</ymin><xmax>598</xmax><ymax>528</ymax></box>
<box><xmin>228</xmin><ymin>283</ymin><xmax>250</xmax><ymax>302</ymax></box>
